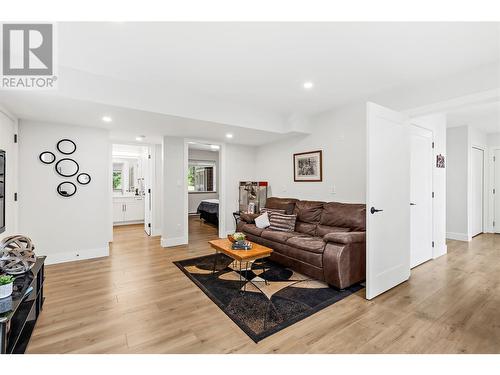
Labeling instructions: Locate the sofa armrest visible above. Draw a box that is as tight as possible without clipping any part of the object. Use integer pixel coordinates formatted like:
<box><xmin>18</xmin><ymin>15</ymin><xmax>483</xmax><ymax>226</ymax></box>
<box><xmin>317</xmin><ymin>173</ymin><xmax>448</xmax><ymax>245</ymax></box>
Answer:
<box><xmin>323</xmin><ymin>231</ymin><xmax>365</xmax><ymax>244</ymax></box>
<box><xmin>240</xmin><ymin>213</ymin><xmax>259</xmax><ymax>224</ymax></box>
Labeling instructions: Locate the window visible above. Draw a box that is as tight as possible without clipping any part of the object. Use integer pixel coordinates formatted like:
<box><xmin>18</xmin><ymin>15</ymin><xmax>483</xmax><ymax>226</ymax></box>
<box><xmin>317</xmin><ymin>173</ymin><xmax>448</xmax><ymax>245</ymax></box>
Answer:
<box><xmin>113</xmin><ymin>170</ymin><xmax>123</xmax><ymax>191</ymax></box>
<box><xmin>188</xmin><ymin>160</ymin><xmax>216</xmax><ymax>192</ymax></box>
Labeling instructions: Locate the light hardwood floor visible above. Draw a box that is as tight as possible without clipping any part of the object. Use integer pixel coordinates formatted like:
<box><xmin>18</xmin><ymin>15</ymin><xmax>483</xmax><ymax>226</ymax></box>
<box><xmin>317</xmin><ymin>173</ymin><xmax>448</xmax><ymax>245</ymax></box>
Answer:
<box><xmin>27</xmin><ymin>217</ymin><xmax>500</xmax><ymax>353</ymax></box>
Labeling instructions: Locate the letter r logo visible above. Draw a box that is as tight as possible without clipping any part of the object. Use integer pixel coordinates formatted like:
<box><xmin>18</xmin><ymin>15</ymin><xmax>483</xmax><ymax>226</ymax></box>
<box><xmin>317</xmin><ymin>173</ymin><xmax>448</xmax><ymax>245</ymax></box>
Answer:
<box><xmin>2</xmin><ymin>24</ymin><xmax>53</xmax><ymax>76</ymax></box>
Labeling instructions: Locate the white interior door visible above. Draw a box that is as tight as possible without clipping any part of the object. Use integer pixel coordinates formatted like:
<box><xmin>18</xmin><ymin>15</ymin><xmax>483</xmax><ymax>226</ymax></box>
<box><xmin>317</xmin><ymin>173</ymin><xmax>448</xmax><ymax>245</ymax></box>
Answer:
<box><xmin>471</xmin><ymin>147</ymin><xmax>484</xmax><ymax>237</ymax></box>
<box><xmin>495</xmin><ymin>149</ymin><xmax>500</xmax><ymax>233</ymax></box>
<box><xmin>366</xmin><ymin>102</ymin><xmax>410</xmax><ymax>300</ymax></box>
<box><xmin>144</xmin><ymin>147</ymin><xmax>152</xmax><ymax>235</ymax></box>
<box><xmin>410</xmin><ymin>125</ymin><xmax>433</xmax><ymax>268</ymax></box>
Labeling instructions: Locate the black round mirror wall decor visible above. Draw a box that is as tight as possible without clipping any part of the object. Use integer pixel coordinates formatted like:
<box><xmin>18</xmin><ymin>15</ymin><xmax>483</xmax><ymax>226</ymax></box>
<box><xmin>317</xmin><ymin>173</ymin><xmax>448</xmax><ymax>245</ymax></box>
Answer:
<box><xmin>57</xmin><ymin>181</ymin><xmax>77</xmax><ymax>197</ymax></box>
<box><xmin>39</xmin><ymin>151</ymin><xmax>56</xmax><ymax>164</ymax></box>
<box><xmin>57</xmin><ymin>139</ymin><xmax>77</xmax><ymax>155</ymax></box>
<box><xmin>77</xmin><ymin>173</ymin><xmax>91</xmax><ymax>185</ymax></box>
<box><xmin>55</xmin><ymin>158</ymin><xmax>79</xmax><ymax>177</ymax></box>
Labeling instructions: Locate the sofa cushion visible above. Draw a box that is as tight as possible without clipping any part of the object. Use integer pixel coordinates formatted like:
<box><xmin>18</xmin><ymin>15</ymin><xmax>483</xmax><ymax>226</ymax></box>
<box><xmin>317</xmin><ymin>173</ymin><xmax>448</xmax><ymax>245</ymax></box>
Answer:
<box><xmin>240</xmin><ymin>212</ymin><xmax>259</xmax><ymax>224</ymax></box>
<box><xmin>261</xmin><ymin>230</ymin><xmax>306</xmax><ymax>244</ymax></box>
<box><xmin>241</xmin><ymin>223</ymin><xmax>265</xmax><ymax>236</ymax></box>
<box><xmin>316</xmin><ymin>225</ymin><xmax>350</xmax><ymax>237</ymax></box>
<box><xmin>323</xmin><ymin>231</ymin><xmax>366</xmax><ymax>244</ymax></box>
<box><xmin>320</xmin><ymin>202</ymin><xmax>366</xmax><ymax>231</ymax></box>
<box><xmin>287</xmin><ymin>236</ymin><xmax>326</xmax><ymax>254</ymax></box>
<box><xmin>268</xmin><ymin>212</ymin><xmax>297</xmax><ymax>232</ymax></box>
<box><xmin>265</xmin><ymin>197</ymin><xmax>298</xmax><ymax>215</ymax></box>
<box><xmin>294</xmin><ymin>200</ymin><xmax>325</xmax><ymax>223</ymax></box>
<box><xmin>295</xmin><ymin>221</ymin><xmax>317</xmax><ymax>236</ymax></box>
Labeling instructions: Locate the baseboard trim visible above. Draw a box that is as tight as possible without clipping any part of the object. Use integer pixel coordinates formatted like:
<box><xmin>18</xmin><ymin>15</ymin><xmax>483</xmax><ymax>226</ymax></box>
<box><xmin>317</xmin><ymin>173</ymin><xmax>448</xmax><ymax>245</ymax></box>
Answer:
<box><xmin>433</xmin><ymin>244</ymin><xmax>447</xmax><ymax>259</ymax></box>
<box><xmin>44</xmin><ymin>245</ymin><xmax>109</xmax><ymax>265</ymax></box>
<box><xmin>113</xmin><ymin>221</ymin><xmax>144</xmax><ymax>226</ymax></box>
<box><xmin>446</xmin><ymin>232</ymin><xmax>470</xmax><ymax>241</ymax></box>
<box><xmin>161</xmin><ymin>236</ymin><xmax>188</xmax><ymax>247</ymax></box>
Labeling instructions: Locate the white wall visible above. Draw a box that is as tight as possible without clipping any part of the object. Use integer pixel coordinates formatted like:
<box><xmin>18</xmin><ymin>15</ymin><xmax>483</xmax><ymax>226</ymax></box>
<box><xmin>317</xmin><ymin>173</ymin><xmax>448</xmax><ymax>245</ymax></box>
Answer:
<box><xmin>411</xmin><ymin>114</ymin><xmax>447</xmax><ymax>257</ymax></box>
<box><xmin>0</xmin><ymin>108</ymin><xmax>18</xmax><ymax>238</ymax></box>
<box><xmin>446</xmin><ymin>126</ymin><xmax>468</xmax><ymax>240</ymax></box>
<box><xmin>255</xmin><ymin>103</ymin><xmax>366</xmax><ymax>203</ymax></box>
<box><xmin>225</xmin><ymin>144</ymin><xmax>256</xmax><ymax>233</ymax></box>
<box><xmin>188</xmin><ymin>149</ymin><xmax>219</xmax><ymax>213</ymax></box>
<box><xmin>161</xmin><ymin>136</ymin><xmax>187</xmax><ymax>246</ymax></box>
<box><xmin>18</xmin><ymin>120</ymin><xmax>111</xmax><ymax>264</ymax></box>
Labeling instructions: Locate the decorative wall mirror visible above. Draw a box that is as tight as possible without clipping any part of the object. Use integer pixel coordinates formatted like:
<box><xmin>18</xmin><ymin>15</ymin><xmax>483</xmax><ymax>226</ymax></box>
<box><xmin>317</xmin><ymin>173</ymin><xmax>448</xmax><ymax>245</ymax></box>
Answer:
<box><xmin>55</xmin><ymin>158</ymin><xmax>79</xmax><ymax>177</ymax></box>
<box><xmin>77</xmin><ymin>173</ymin><xmax>91</xmax><ymax>185</ymax></box>
<box><xmin>57</xmin><ymin>182</ymin><xmax>77</xmax><ymax>197</ymax></box>
<box><xmin>39</xmin><ymin>151</ymin><xmax>56</xmax><ymax>164</ymax></box>
<box><xmin>57</xmin><ymin>139</ymin><xmax>76</xmax><ymax>155</ymax></box>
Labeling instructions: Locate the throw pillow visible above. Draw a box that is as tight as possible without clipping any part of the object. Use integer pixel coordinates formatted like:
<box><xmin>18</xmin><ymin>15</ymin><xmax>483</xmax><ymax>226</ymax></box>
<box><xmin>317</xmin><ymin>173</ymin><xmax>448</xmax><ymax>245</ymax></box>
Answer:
<box><xmin>260</xmin><ymin>208</ymin><xmax>286</xmax><ymax>216</ymax></box>
<box><xmin>254</xmin><ymin>212</ymin><xmax>271</xmax><ymax>229</ymax></box>
<box><xmin>268</xmin><ymin>212</ymin><xmax>297</xmax><ymax>232</ymax></box>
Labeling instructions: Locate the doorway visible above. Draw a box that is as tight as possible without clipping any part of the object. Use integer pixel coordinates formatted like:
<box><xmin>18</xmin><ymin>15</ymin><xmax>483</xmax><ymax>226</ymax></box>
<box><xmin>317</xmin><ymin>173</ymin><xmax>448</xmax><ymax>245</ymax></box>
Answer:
<box><xmin>187</xmin><ymin>142</ymin><xmax>220</xmax><ymax>240</ymax></box>
<box><xmin>410</xmin><ymin>125</ymin><xmax>433</xmax><ymax>268</ymax></box>
<box><xmin>111</xmin><ymin>143</ymin><xmax>153</xmax><ymax>236</ymax></box>
<box><xmin>471</xmin><ymin>147</ymin><xmax>484</xmax><ymax>237</ymax></box>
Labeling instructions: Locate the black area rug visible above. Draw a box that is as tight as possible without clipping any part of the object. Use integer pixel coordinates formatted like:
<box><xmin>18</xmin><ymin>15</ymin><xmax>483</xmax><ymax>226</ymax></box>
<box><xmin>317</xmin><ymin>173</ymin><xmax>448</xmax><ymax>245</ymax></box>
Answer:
<box><xmin>174</xmin><ymin>254</ymin><xmax>364</xmax><ymax>343</ymax></box>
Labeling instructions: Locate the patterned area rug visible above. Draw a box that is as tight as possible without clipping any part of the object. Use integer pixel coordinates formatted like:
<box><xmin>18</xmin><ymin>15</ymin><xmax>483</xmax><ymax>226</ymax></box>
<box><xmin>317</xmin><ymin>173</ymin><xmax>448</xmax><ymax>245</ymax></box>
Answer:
<box><xmin>174</xmin><ymin>254</ymin><xmax>364</xmax><ymax>342</ymax></box>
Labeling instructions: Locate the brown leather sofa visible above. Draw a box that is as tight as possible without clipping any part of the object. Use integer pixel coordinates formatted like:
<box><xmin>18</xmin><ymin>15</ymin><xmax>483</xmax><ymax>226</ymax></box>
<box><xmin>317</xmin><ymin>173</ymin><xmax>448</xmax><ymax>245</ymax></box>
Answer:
<box><xmin>237</xmin><ymin>197</ymin><xmax>366</xmax><ymax>289</ymax></box>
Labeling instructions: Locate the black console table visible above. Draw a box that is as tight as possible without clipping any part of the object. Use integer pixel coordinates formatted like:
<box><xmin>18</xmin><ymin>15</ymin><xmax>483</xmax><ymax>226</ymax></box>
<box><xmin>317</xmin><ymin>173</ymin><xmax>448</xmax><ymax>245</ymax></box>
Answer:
<box><xmin>0</xmin><ymin>256</ymin><xmax>45</xmax><ymax>354</ymax></box>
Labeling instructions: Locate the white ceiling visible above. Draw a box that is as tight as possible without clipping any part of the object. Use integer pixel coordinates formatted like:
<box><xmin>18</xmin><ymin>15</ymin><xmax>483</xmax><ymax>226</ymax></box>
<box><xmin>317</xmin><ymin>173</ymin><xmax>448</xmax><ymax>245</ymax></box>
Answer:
<box><xmin>58</xmin><ymin>22</ymin><xmax>500</xmax><ymax>116</ymax></box>
<box><xmin>447</xmin><ymin>101</ymin><xmax>500</xmax><ymax>134</ymax></box>
<box><xmin>1</xmin><ymin>22</ymin><xmax>500</xmax><ymax>144</ymax></box>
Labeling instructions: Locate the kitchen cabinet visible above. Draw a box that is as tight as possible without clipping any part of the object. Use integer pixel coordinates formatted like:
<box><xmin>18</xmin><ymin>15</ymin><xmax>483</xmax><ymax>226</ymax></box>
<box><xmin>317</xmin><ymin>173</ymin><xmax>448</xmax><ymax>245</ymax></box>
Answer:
<box><xmin>113</xmin><ymin>196</ymin><xmax>145</xmax><ymax>224</ymax></box>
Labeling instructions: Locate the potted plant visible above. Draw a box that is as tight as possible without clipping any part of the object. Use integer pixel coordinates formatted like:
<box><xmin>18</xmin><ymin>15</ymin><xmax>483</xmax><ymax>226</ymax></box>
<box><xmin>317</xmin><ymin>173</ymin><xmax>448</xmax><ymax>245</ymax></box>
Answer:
<box><xmin>0</xmin><ymin>275</ymin><xmax>15</xmax><ymax>299</ymax></box>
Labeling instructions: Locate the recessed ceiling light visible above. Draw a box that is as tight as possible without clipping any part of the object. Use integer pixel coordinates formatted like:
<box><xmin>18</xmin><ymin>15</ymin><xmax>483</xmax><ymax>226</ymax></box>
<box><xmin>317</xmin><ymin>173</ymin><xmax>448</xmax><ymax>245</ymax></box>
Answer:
<box><xmin>225</xmin><ymin>133</ymin><xmax>233</xmax><ymax>139</ymax></box>
<box><xmin>303</xmin><ymin>81</ymin><xmax>314</xmax><ymax>90</ymax></box>
<box><xmin>210</xmin><ymin>145</ymin><xmax>220</xmax><ymax>150</ymax></box>
<box><xmin>135</xmin><ymin>135</ymin><xmax>145</xmax><ymax>141</ymax></box>
<box><xmin>102</xmin><ymin>116</ymin><xmax>112</xmax><ymax>123</ymax></box>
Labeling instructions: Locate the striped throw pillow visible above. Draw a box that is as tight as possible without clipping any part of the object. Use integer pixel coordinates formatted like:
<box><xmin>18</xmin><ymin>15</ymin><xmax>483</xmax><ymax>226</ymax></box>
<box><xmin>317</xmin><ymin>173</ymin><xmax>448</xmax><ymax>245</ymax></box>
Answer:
<box><xmin>260</xmin><ymin>208</ymin><xmax>286</xmax><ymax>215</ymax></box>
<box><xmin>268</xmin><ymin>212</ymin><xmax>297</xmax><ymax>232</ymax></box>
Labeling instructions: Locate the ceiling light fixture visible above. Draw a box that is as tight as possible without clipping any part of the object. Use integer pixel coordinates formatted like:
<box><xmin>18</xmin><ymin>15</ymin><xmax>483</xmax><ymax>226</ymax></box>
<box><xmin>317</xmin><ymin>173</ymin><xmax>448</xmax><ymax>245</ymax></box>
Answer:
<box><xmin>225</xmin><ymin>133</ymin><xmax>233</xmax><ymax>139</ymax></box>
<box><xmin>102</xmin><ymin>116</ymin><xmax>112</xmax><ymax>123</ymax></box>
<box><xmin>135</xmin><ymin>135</ymin><xmax>145</xmax><ymax>141</ymax></box>
<box><xmin>303</xmin><ymin>81</ymin><xmax>314</xmax><ymax>90</ymax></box>
<box><xmin>210</xmin><ymin>145</ymin><xmax>220</xmax><ymax>150</ymax></box>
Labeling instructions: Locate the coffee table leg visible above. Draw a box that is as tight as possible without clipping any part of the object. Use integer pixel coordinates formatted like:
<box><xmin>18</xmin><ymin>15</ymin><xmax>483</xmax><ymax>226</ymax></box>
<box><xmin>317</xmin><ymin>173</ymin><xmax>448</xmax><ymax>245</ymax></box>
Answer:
<box><xmin>212</xmin><ymin>251</ymin><xmax>218</xmax><ymax>275</ymax></box>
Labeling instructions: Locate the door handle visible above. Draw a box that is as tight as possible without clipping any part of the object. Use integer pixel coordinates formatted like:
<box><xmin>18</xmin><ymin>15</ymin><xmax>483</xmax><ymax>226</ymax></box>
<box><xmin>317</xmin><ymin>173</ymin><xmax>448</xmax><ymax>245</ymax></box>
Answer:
<box><xmin>370</xmin><ymin>207</ymin><xmax>383</xmax><ymax>214</ymax></box>
<box><xmin>410</xmin><ymin>202</ymin><xmax>416</xmax><ymax>206</ymax></box>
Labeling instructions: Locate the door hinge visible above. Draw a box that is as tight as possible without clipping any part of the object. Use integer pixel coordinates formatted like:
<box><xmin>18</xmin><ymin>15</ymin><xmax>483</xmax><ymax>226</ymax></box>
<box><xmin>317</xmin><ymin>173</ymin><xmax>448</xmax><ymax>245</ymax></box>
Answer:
<box><xmin>14</xmin><ymin>134</ymin><xmax>18</xmax><ymax>143</ymax></box>
<box><xmin>494</xmin><ymin>156</ymin><xmax>496</xmax><ymax>162</ymax></box>
<box><xmin>148</xmin><ymin>154</ymin><xmax>151</xmax><ymax>159</ymax></box>
<box><xmin>494</xmin><ymin>221</ymin><xmax>496</xmax><ymax>227</ymax></box>
<box><xmin>494</xmin><ymin>188</ymin><xmax>496</xmax><ymax>195</ymax></box>
<box><xmin>14</xmin><ymin>192</ymin><xmax>18</xmax><ymax>201</ymax></box>
<box><xmin>432</xmin><ymin>241</ymin><xmax>435</xmax><ymax>248</ymax></box>
<box><xmin>148</xmin><ymin>223</ymin><xmax>151</xmax><ymax>228</ymax></box>
<box><xmin>148</xmin><ymin>188</ymin><xmax>151</xmax><ymax>194</ymax></box>
<box><xmin>432</xmin><ymin>192</ymin><xmax>435</xmax><ymax>198</ymax></box>
<box><xmin>432</xmin><ymin>142</ymin><xmax>435</xmax><ymax>149</ymax></box>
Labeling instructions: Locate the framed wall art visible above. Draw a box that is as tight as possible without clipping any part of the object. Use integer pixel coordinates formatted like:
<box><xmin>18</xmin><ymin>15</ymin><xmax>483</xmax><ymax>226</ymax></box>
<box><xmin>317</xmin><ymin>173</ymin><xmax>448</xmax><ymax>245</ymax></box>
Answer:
<box><xmin>293</xmin><ymin>150</ymin><xmax>323</xmax><ymax>182</ymax></box>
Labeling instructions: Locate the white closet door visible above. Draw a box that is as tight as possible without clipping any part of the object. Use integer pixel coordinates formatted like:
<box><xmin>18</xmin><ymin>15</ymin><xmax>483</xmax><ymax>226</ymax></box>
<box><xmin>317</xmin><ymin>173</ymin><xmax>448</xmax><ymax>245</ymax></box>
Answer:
<box><xmin>410</xmin><ymin>125</ymin><xmax>433</xmax><ymax>268</ymax></box>
<box><xmin>471</xmin><ymin>147</ymin><xmax>484</xmax><ymax>237</ymax></box>
<box><xmin>366</xmin><ymin>102</ymin><xmax>410</xmax><ymax>300</ymax></box>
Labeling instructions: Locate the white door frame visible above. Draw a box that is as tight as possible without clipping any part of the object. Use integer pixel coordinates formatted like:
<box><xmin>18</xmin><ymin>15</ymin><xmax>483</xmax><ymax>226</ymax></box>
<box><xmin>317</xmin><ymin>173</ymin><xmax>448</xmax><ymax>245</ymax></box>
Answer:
<box><xmin>469</xmin><ymin>146</ymin><xmax>485</xmax><ymax>238</ymax></box>
<box><xmin>490</xmin><ymin>147</ymin><xmax>500</xmax><ymax>233</ymax></box>
<box><xmin>410</xmin><ymin>124</ymin><xmax>434</xmax><ymax>268</ymax></box>
<box><xmin>184</xmin><ymin>138</ymin><xmax>226</xmax><ymax>241</ymax></box>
